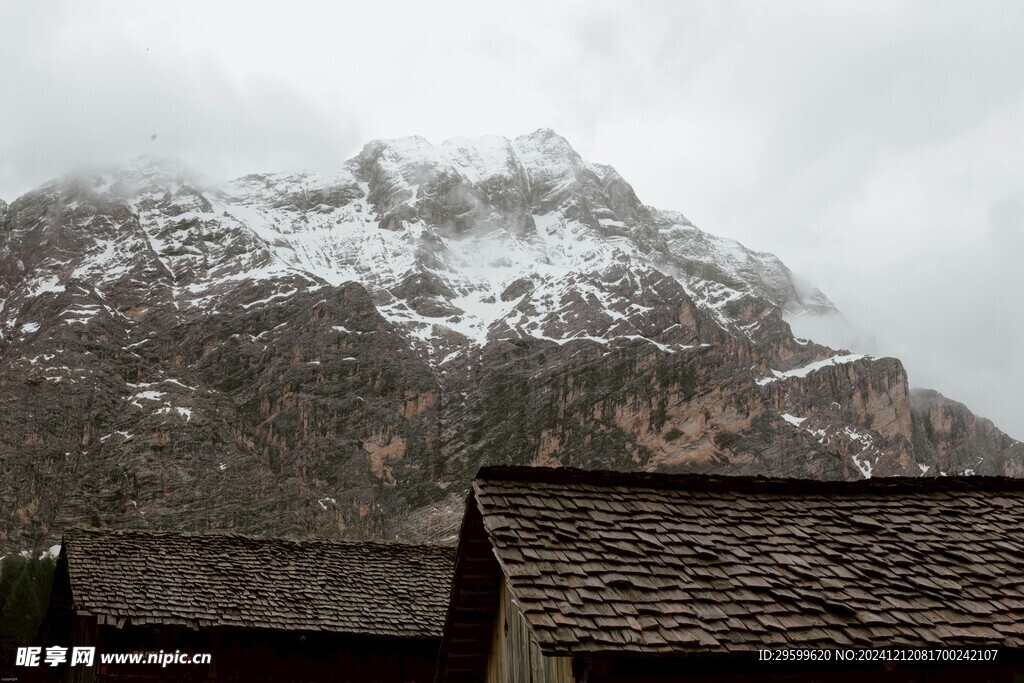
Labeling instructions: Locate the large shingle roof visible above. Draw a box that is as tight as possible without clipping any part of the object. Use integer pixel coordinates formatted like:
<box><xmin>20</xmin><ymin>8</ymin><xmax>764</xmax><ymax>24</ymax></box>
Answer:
<box><xmin>472</xmin><ymin>467</ymin><xmax>1024</xmax><ymax>655</ymax></box>
<box><xmin>61</xmin><ymin>528</ymin><xmax>455</xmax><ymax>638</ymax></box>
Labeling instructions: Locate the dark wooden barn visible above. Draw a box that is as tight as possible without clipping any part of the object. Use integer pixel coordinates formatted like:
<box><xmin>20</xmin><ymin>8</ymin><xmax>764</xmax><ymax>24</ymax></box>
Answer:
<box><xmin>40</xmin><ymin>528</ymin><xmax>454</xmax><ymax>682</ymax></box>
<box><xmin>436</xmin><ymin>466</ymin><xmax>1024</xmax><ymax>682</ymax></box>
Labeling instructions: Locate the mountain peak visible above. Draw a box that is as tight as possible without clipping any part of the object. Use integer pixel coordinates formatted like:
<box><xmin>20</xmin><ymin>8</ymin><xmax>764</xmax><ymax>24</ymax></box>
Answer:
<box><xmin>515</xmin><ymin>127</ymin><xmax>577</xmax><ymax>152</ymax></box>
<box><xmin>521</xmin><ymin>127</ymin><xmax>567</xmax><ymax>142</ymax></box>
<box><xmin>358</xmin><ymin>136</ymin><xmax>447</xmax><ymax>168</ymax></box>
<box><xmin>358</xmin><ymin>129</ymin><xmax>585</xmax><ymax>180</ymax></box>
<box><xmin>42</xmin><ymin>155</ymin><xmax>208</xmax><ymax>202</ymax></box>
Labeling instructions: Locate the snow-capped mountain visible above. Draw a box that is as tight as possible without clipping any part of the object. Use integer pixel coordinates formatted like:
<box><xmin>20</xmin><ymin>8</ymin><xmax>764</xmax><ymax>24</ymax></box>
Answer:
<box><xmin>0</xmin><ymin>129</ymin><xmax>1019</xmax><ymax>551</ymax></box>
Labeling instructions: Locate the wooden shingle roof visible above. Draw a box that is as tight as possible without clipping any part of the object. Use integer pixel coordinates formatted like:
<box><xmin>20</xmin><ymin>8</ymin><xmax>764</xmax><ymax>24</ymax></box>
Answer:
<box><xmin>469</xmin><ymin>466</ymin><xmax>1024</xmax><ymax>655</ymax></box>
<box><xmin>61</xmin><ymin>527</ymin><xmax>455</xmax><ymax>638</ymax></box>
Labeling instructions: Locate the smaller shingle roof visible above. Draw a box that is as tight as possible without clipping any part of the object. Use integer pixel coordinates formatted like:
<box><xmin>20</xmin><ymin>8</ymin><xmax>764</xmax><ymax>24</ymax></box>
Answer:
<box><xmin>61</xmin><ymin>528</ymin><xmax>455</xmax><ymax>638</ymax></box>
<box><xmin>468</xmin><ymin>467</ymin><xmax>1024</xmax><ymax>656</ymax></box>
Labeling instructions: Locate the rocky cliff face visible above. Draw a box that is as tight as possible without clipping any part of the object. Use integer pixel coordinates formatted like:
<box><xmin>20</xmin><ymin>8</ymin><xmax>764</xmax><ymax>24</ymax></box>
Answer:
<box><xmin>1</xmin><ymin>130</ymin><xmax>1020</xmax><ymax>551</ymax></box>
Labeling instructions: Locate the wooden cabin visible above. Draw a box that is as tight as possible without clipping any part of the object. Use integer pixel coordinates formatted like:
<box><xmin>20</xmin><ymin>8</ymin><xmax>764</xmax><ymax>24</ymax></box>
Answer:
<box><xmin>436</xmin><ymin>466</ymin><xmax>1024</xmax><ymax>682</ymax></box>
<box><xmin>40</xmin><ymin>528</ymin><xmax>454</xmax><ymax>682</ymax></box>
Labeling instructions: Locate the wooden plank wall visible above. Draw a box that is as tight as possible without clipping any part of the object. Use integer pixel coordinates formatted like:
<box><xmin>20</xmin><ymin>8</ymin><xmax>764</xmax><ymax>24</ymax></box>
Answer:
<box><xmin>68</xmin><ymin>615</ymin><xmax>97</xmax><ymax>683</ymax></box>
<box><xmin>485</xmin><ymin>579</ymin><xmax>574</xmax><ymax>683</ymax></box>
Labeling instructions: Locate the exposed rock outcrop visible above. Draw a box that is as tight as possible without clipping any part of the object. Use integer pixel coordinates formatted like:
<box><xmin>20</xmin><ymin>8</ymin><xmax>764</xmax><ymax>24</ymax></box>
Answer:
<box><xmin>0</xmin><ymin>132</ymin><xmax>1018</xmax><ymax>552</ymax></box>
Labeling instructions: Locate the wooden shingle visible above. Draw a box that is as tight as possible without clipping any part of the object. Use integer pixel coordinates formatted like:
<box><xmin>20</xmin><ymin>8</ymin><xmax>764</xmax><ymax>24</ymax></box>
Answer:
<box><xmin>61</xmin><ymin>527</ymin><xmax>455</xmax><ymax>639</ymax></box>
<box><xmin>468</xmin><ymin>466</ymin><xmax>1024</xmax><ymax>655</ymax></box>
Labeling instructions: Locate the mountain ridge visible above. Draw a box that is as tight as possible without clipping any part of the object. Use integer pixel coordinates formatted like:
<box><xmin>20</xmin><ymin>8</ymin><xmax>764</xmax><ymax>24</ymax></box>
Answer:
<box><xmin>0</xmin><ymin>129</ymin><xmax>1019</xmax><ymax>552</ymax></box>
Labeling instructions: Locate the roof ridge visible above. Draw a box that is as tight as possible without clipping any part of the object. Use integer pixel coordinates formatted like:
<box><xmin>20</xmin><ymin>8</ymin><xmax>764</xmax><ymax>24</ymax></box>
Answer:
<box><xmin>475</xmin><ymin>465</ymin><xmax>1024</xmax><ymax>494</ymax></box>
<box><xmin>61</xmin><ymin>526</ymin><xmax>456</xmax><ymax>552</ymax></box>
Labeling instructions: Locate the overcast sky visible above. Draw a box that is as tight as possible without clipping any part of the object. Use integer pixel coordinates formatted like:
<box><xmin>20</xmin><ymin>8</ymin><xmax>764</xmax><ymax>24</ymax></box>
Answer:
<box><xmin>2</xmin><ymin>0</ymin><xmax>1022</xmax><ymax>439</ymax></box>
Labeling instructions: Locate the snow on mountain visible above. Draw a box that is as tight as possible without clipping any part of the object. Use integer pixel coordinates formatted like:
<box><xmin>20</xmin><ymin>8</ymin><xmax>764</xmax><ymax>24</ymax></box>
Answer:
<box><xmin>3</xmin><ymin>128</ymin><xmax>1019</xmax><ymax>554</ymax></box>
<box><xmin>1</xmin><ymin>130</ymin><xmax>835</xmax><ymax>365</ymax></box>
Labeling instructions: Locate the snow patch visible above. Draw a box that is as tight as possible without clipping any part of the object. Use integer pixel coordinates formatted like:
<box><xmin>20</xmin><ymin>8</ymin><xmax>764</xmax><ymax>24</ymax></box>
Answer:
<box><xmin>240</xmin><ymin>289</ymin><xmax>299</xmax><ymax>310</ymax></box>
<box><xmin>758</xmin><ymin>354</ymin><xmax>870</xmax><ymax>384</ymax></box>
<box><xmin>780</xmin><ymin>413</ymin><xmax>806</xmax><ymax>427</ymax></box>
